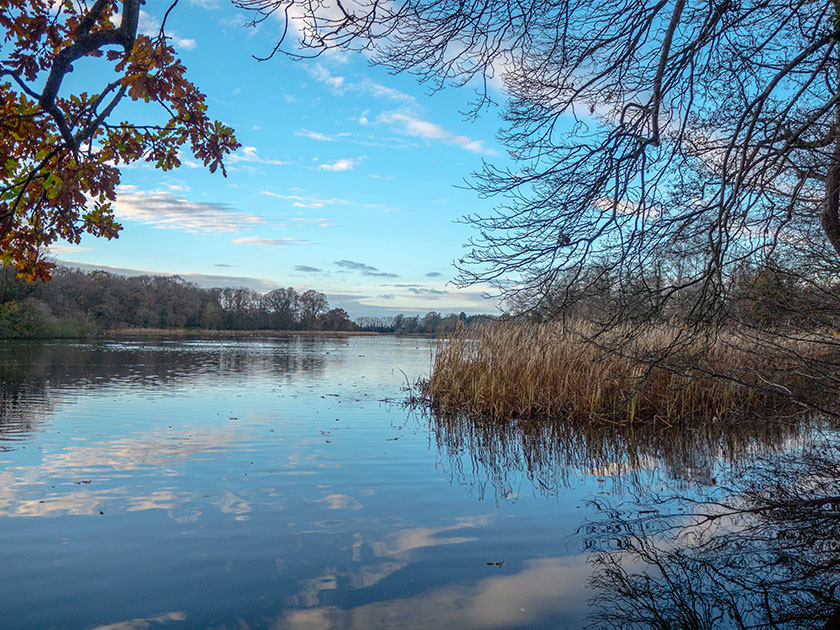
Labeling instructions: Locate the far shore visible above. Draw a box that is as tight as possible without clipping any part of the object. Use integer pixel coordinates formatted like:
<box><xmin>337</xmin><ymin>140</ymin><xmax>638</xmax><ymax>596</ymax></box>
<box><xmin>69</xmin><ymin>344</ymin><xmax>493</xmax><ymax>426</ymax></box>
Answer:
<box><xmin>107</xmin><ymin>328</ymin><xmax>382</xmax><ymax>337</ymax></box>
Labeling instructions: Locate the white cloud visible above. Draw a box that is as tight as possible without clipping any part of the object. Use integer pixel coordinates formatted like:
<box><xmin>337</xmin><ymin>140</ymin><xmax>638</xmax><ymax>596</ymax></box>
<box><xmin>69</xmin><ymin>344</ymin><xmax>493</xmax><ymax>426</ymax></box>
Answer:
<box><xmin>308</xmin><ymin>64</ymin><xmax>415</xmax><ymax>104</ymax></box>
<box><xmin>233</xmin><ymin>237</ymin><xmax>312</xmax><ymax>246</ymax></box>
<box><xmin>358</xmin><ymin>78</ymin><xmax>416</xmax><ymax>104</ymax></box>
<box><xmin>227</xmin><ymin>146</ymin><xmax>288</xmax><ymax>166</ymax></box>
<box><xmin>310</xmin><ymin>64</ymin><xmax>345</xmax><ymax>90</ymax></box>
<box><xmin>377</xmin><ymin>112</ymin><xmax>497</xmax><ymax>155</ymax></box>
<box><xmin>261</xmin><ymin>191</ymin><xmax>382</xmax><ymax>209</ymax></box>
<box><xmin>295</xmin><ymin>129</ymin><xmax>352</xmax><ymax>142</ymax></box>
<box><xmin>319</xmin><ymin>158</ymin><xmax>361</xmax><ymax>172</ymax></box>
<box><xmin>114</xmin><ymin>187</ymin><xmax>266</xmax><ymax>233</ymax></box>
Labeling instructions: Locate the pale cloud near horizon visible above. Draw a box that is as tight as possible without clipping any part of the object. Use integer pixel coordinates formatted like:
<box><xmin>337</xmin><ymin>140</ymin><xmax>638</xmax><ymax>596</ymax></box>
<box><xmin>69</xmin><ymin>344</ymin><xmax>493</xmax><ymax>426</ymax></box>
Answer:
<box><xmin>114</xmin><ymin>187</ymin><xmax>266</xmax><ymax>233</ymax></box>
<box><xmin>44</xmin><ymin>245</ymin><xmax>91</xmax><ymax>255</ymax></box>
<box><xmin>54</xmin><ymin>260</ymin><xmax>278</xmax><ymax>292</ymax></box>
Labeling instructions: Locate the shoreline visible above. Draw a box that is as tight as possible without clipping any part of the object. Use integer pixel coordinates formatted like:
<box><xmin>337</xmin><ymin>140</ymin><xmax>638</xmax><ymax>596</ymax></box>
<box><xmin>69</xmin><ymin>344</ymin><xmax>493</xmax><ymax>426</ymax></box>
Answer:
<box><xmin>106</xmin><ymin>328</ymin><xmax>382</xmax><ymax>337</ymax></box>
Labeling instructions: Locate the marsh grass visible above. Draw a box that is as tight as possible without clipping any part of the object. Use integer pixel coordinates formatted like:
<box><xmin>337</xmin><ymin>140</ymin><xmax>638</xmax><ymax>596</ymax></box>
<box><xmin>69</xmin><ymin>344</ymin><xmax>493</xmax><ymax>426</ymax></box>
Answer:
<box><xmin>420</xmin><ymin>321</ymin><xmax>839</xmax><ymax>424</ymax></box>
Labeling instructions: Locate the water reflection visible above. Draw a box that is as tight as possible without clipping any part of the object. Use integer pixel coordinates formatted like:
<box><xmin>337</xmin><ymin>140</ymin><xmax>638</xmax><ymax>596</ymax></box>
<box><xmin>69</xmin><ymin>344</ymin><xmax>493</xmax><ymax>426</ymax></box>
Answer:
<box><xmin>429</xmin><ymin>410</ymin><xmax>818</xmax><ymax>498</ymax></box>
<box><xmin>0</xmin><ymin>336</ymin><xmax>337</xmax><ymax>391</ymax></box>
<box><xmin>89</xmin><ymin>611</ymin><xmax>187</xmax><ymax>630</ymax></box>
<box><xmin>275</xmin><ymin>555</ymin><xmax>590</xmax><ymax>630</ymax></box>
<box><xmin>585</xmin><ymin>440</ymin><xmax>840</xmax><ymax>629</ymax></box>
<box><xmin>1</xmin><ymin>337</ymin><xmax>836</xmax><ymax>629</ymax></box>
<box><xmin>0</xmin><ymin>337</ymin><xmax>338</xmax><ymax>443</ymax></box>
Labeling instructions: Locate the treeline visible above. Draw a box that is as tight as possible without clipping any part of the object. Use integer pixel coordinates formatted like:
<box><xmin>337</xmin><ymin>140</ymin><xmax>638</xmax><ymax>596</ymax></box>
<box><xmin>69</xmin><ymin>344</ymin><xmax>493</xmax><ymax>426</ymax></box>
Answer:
<box><xmin>0</xmin><ymin>265</ymin><xmax>492</xmax><ymax>338</ymax></box>
<box><xmin>356</xmin><ymin>312</ymin><xmax>493</xmax><ymax>334</ymax></box>
<box><xmin>509</xmin><ymin>261</ymin><xmax>840</xmax><ymax>331</ymax></box>
<box><xmin>0</xmin><ymin>266</ymin><xmax>352</xmax><ymax>338</ymax></box>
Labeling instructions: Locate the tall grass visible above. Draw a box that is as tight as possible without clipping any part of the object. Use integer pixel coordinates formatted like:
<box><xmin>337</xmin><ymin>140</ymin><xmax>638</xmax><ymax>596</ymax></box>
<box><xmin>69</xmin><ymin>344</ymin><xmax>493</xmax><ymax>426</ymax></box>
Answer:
<box><xmin>421</xmin><ymin>320</ymin><xmax>836</xmax><ymax>424</ymax></box>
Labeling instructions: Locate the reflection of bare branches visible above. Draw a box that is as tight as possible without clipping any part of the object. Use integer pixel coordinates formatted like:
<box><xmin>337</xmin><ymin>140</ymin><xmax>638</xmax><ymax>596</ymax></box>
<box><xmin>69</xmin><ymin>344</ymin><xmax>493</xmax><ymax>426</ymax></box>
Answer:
<box><xmin>585</xmin><ymin>441</ymin><xmax>840</xmax><ymax>629</ymax></box>
<box><xmin>426</xmin><ymin>403</ymin><xmax>822</xmax><ymax>500</ymax></box>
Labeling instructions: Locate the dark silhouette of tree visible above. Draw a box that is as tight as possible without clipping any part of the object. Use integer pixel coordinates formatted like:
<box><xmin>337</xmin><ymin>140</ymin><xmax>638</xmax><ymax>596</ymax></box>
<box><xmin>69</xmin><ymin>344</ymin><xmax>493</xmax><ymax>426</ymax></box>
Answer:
<box><xmin>238</xmin><ymin>0</ymin><xmax>840</xmax><ymax>326</ymax></box>
<box><xmin>0</xmin><ymin>265</ymin><xmax>357</xmax><ymax>336</ymax></box>
<box><xmin>261</xmin><ymin>287</ymin><xmax>301</xmax><ymax>329</ymax></box>
<box><xmin>318</xmin><ymin>307</ymin><xmax>353</xmax><ymax>331</ymax></box>
<box><xmin>299</xmin><ymin>289</ymin><xmax>328</xmax><ymax>328</ymax></box>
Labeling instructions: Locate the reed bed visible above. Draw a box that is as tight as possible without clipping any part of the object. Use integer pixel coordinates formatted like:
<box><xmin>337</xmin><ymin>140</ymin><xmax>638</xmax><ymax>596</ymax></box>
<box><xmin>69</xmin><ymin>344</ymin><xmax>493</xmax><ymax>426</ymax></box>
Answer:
<box><xmin>421</xmin><ymin>320</ymin><xmax>837</xmax><ymax>425</ymax></box>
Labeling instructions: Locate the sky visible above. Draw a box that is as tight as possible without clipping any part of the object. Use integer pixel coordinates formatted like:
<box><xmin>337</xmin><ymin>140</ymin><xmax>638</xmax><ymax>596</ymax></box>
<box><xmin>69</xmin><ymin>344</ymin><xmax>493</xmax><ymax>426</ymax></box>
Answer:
<box><xmin>48</xmin><ymin>1</ymin><xmax>514</xmax><ymax>318</ymax></box>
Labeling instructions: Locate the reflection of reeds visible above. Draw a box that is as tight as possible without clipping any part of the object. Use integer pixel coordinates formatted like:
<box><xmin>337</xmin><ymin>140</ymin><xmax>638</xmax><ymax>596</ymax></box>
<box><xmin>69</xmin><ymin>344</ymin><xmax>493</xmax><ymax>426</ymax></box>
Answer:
<box><xmin>426</xmin><ymin>402</ymin><xmax>814</xmax><ymax>499</ymax></box>
<box><xmin>421</xmin><ymin>321</ymin><xmax>838</xmax><ymax>424</ymax></box>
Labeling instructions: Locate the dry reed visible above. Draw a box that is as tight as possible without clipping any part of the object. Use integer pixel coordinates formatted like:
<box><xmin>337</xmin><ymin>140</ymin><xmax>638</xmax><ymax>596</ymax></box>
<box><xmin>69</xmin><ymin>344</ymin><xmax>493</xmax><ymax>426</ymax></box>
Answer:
<box><xmin>421</xmin><ymin>320</ymin><xmax>837</xmax><ymax>424</ymax></box>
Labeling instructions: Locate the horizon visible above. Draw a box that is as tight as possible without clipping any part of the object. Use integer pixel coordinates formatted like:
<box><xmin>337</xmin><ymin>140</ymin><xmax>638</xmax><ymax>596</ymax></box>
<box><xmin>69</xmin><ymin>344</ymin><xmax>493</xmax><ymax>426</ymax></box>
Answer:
<box><xmin>49</xmin><ymin>260</ymin><xmax>500</xmax><ymax>319</ymax></box>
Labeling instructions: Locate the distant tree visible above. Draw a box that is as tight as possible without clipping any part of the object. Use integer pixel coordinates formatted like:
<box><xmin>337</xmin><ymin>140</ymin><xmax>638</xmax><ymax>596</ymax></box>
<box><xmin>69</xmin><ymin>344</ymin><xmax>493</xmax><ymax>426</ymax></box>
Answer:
<box><xmin>261</xmin><ymin>287</ymin><xmax>300</xmax><ymax>329</ymax></box>
<box><xmin>439</xmin><ymin>313</ymin><xmax>459</xmax><ymax>333</ymax></box>
<box><xmin>299</xmin><ymin>289</ymin><xmax>328</xmax><ymax>328</ymax></box>
<box><xmin>1</xmin><ymin>0</ymin><xmax>238</xmax><ymax>281</ymax></box>
<box><xmin>217</xmin><ymin>287</ymin><xmax>261</xmax><ymax>329</ymax></box>
<box><xmin>392</xmin><ymin>313</ymin><xmax>405</xmax><ymax>333</ymax></box>
<box><xmin>421</xmin><ymin>311</ymin><xmax>442</xmax><ymax>334</ymax></box>
<box><xmin>355</xmin><ymin>316</ymin><xmax>395</xmax><ymax>332</ymax></box>
<box><xmin>318</xmin><ymin>307</ymin><xmax>353</xmax><ymax>331</ymax></box>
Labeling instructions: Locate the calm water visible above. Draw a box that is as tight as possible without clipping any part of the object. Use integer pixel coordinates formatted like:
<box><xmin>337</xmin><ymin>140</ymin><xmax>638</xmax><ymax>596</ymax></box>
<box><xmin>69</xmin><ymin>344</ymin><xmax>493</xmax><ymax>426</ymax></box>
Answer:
<box><xmin>0</xmin><ymin>335</ymin><xmax>835</xmax><ymax>630</ymax></box>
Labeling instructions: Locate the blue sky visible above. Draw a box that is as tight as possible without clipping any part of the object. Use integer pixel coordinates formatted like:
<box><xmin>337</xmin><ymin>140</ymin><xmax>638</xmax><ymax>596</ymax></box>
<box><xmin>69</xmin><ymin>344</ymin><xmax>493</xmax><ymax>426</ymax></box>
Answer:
<box><xmin>49</xmin><ymin>1</ymin><xmax>512</xmax><ymax>318</ymax></box>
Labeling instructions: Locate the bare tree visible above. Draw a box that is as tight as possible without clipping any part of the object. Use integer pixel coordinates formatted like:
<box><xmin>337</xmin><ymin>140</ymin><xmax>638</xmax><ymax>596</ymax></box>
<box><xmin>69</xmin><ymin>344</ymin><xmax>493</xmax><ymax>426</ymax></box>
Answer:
<box><xmin>237</xmin><ymin>0</ymin><xmax>840</xmax><ymax>328</ymax></box>
<box><xmin>261</xmin><ymin>287</ymin><xmax>301</xmax><ymax>329</ymax></box>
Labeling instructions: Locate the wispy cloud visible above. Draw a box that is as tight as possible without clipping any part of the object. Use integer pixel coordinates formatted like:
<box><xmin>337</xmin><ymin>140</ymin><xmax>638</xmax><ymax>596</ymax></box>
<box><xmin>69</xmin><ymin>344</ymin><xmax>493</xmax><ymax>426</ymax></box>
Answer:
<box><xmin>425</xmin><ymin>272</ymin><xmax>443</xmax><ymax>277</ymax></box>
<box><xmin>408</xmin><ymin>287</ymin><xmax>448</xmax><ymax>295</ymax></box>
<box><xmin>334</xmin><ymin>259</ymin><xmax>399</xmax><ymax>278</ymax></box>
<box><xmin>319</xmin><ymin>158</ymin><xmax>361</xmax><ymax>172</ymax></box>
<box><xmin>295</xmin><ymin>129</ymin><xmax>352</xmax><ymax>142</ymax></box>
<box><xmin>228</xmin><ymin>146</ymin><xmax>288</xmax><ymax>166</ymax></box>
<box><xmin>307</xmin><ymin>64</ymin><xmax>415</xmax><ymax>104</ymax></box>
<box><xmin>114</xmin><ymin>187</ymin><xmax>266</xmax><ymax>233</ymax></box>
<box><xmin>371</xmin><ymin>112</ymin><xmax>497</xmax><ymax>155</ymax></box>
<box><xmin>294</xmin><ymin>265</ymin><xmax>322</xmax><ymax>273</ymax></box>
<box><xmin>261</xmin><ymin>190</ymin><xmax>381</xmax><ymax>209</ymax></box>
<box><xmin>358</xmin><ymin>78</ymin><xmax>416</xmax><ymax>104</ymax></box>
<box><xmin>310</xmin><ymin>64</ymin><xmax>345</xmax><ymax>90</ymax></box>
<box><xmin>233</xmin><ymin>237</ymin><xmax>311</xmax><ymax>246</ymax></box>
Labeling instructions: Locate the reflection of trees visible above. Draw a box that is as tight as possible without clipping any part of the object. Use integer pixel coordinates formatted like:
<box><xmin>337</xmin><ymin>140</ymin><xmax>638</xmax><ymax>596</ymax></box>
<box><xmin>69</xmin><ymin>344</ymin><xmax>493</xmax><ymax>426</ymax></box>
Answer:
<box><xmin>0</xmin><ymin>337</ymin><xmax>336</xmax><ymax>437</ymax></box>
<box><xmin>585</xmin><ymin>441</ymin><xmax>840</xmax><ymax>629</ymax></box>
<box><xmin>429</xmin><ymin>409</ymin><xmax>817</xmax><ymax>498</ymax></box>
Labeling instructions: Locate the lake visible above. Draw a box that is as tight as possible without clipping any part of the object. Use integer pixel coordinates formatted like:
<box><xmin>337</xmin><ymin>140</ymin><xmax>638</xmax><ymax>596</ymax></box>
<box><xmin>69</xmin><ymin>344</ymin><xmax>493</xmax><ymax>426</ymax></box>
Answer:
<box><xmin>0</xmin><ymin>335</ymin><xmax>836</xmax><ymax>629</ymax></box>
